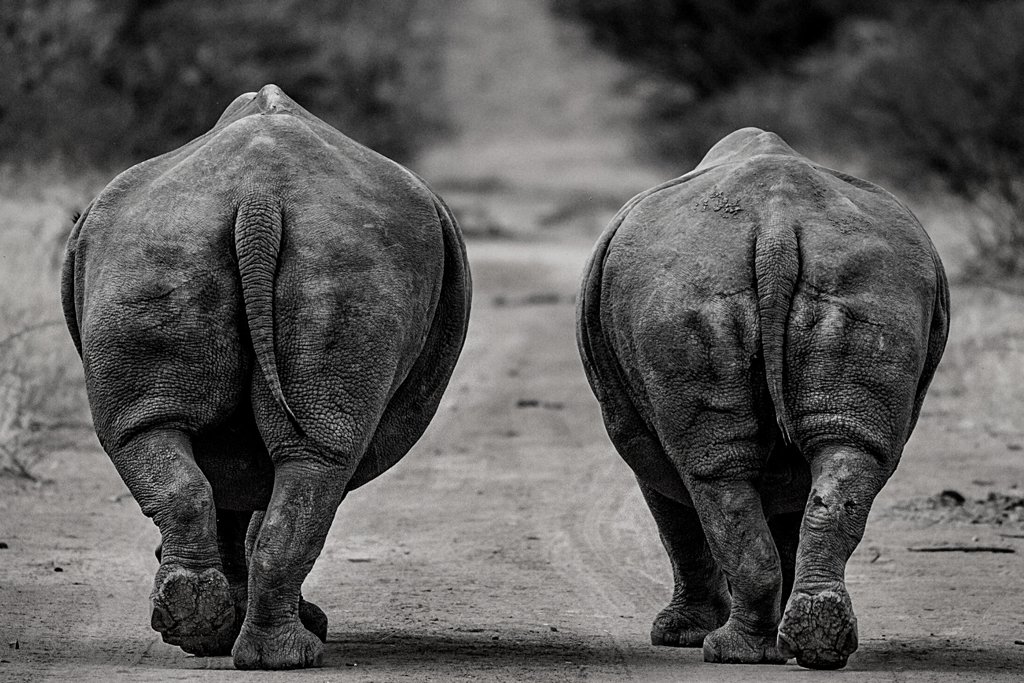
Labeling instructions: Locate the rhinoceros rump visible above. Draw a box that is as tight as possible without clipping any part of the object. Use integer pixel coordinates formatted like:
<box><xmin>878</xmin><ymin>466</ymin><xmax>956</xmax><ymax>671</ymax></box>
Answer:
<box><xmin>577</xmin><ymin>128</ymin><xmax>948</xmax><ymax>669</ymax></box>
<box><xmin>61</xmin><ymin>85</ymin><xmax>471</xmax><ymax>669</ymax></box>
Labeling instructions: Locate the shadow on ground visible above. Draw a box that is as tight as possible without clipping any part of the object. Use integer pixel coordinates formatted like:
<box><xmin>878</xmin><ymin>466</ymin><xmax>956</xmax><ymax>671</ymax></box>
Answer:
<box><xmin>849</xmin><ymin>637</ymin><xmax>1024</xmax><ymax>673</ymax></box>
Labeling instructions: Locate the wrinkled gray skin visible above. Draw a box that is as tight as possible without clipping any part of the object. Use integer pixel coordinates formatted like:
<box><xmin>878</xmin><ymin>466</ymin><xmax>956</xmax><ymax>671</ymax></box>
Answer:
<box><xmin>577</xmin><ymin>128</ymin><xmax>949</xmax><ymax>669</ymax></box>
<box><xmin>61</xmin><ymin>85</ymin><xmax>471</xmax><ymax>670</ymax></box>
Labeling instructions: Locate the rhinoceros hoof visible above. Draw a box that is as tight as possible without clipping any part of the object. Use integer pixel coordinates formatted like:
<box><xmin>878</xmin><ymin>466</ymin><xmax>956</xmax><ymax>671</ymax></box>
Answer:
<box><xmin>299</xmin><ymin>597</ymin><xmax>328</xmax><ymax>643</ymax></box>
<box><xmin>702</xmin><ymin>621</ymin><xmax>787</xmax><ymax>664</ymax></box>
<box><xmin>150</xmin><ymin>565</ymin><xmax>237</xmax><ymax>655</ymax></box>
<box><xmin>650</xmin><ymin>603</ymin><xmax>728</xmax><ymax>647</ymax></box>
<box><xmin>232</xmin><ymin>620</ymin><xmax>324</xmax><ymax>670</ymax></box>
<box><xmin>777</xmin><ymin>587</ymin><xmax>858</xmax><ymax>669</ymax></box>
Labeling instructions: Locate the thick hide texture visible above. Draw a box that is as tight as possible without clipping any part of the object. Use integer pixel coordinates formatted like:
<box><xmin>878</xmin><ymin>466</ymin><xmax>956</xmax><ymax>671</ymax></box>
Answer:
<box><xmin>577</xmin><ymin>127</ymin><xmax>948</xmax><ymax>669</ymax></box>
<box><xmin>61</xmin><ymin>85</ymin><xmax>471</xmax><ymax>669</ymax></box>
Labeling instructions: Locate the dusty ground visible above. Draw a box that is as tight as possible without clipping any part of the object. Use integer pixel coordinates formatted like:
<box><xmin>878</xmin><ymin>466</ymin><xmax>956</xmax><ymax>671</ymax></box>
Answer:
<box><xmin>2</xmin><ymin>237</ymin><xmax>1024</xmax><ymax>682</ymax></box>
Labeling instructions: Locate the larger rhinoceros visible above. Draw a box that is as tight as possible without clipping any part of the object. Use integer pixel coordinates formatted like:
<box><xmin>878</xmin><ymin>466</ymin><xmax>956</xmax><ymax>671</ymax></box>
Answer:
<box><xmin>577</xmin><ymin>128</ymin><xmax>948</xmax><ymax>669</ymax></box>
<box><xmin>61</xmin><ymin>84</ymin><xmax>471</xmax><ymax>669</ymax></box>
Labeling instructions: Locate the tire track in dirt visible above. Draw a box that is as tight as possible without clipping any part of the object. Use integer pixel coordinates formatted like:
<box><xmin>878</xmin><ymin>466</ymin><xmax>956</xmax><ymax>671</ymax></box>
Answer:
<box><xmin>6</xmin><ymin>241</ymin><xmax>1024</xmax><ymax>681</ymax></box>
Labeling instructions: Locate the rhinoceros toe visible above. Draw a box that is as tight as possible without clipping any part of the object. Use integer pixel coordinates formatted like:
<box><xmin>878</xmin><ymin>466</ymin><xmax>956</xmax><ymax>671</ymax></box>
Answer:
<box><xmin>702</xmin><ymin>620</ymin><xmax>787</xmax><ymax>664</ymax></box>
<box><xmin>299</xmin><ymin>596</ymin><xmax>328</xmax><ymax>643</ymax></box>
<box><xmin>232</xmin><ymin>619</ymin><xmax>324</xmax><ymax>670</ymax></box>
<box><xmin>650</xmin><ymin>600</ymin><xmax>728</xmax><ymax>647</ymax></box>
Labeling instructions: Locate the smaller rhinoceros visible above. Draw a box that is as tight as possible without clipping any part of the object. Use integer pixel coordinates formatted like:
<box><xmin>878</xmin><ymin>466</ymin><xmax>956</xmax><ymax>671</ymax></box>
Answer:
<box><xmin>577</xmin><ymin>128</ymin><xmax>948</xmax><ymax>669</ymax></box>
<box><xmin>61</xmin><ymin>85</ymin><xmax>471</xmax><ymax>669</ymax></box>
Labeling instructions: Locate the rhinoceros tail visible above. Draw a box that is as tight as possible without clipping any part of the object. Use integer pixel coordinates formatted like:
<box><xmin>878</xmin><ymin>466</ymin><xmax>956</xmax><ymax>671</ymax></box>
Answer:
<box><xmin>754</xmin><ymin>200</ymin><xmax>800</xmax><ymax>445</ymax></box>
<box><xmin>234</xmin><ymin>195</ymin><xmax>303</xmax><ymax>436</ymax></box>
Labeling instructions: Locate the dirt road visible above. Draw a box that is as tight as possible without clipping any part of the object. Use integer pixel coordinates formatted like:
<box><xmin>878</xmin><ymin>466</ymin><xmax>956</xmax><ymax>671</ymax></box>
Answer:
<box><xmin>2</xmin><ymin>237</ymin><xmax>1023</xmax><ymax>682</ymax></box>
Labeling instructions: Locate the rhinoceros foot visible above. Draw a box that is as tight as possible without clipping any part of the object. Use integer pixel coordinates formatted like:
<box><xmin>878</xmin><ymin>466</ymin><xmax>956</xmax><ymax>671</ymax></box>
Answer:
<box><xmin>150</xmin><ymin>565</ymin><xmax>237</xmax><ymax>655</ymax></box>
<box><xmin>777</xmin><ymin>586</ymin><xmax>858</xmax><ymax>669</ymax></box>
<box><xmin>702</xmin><ymin>620</ymin><xmax>787</xmax><ymax>664</ymax></box>
<box><xmin>232</xmin><ymin>619</ymin><xmax>324</xmax><ymax>670</ymax></box>
<box><xmin>650</xmin><ymin>598</ymin><xmax>729</xmax><ymax>647</ymax></box>
<box><xmin>299</xmin><ymin>596</ymin><xmax>328</xmax><ymax>643</ymax></box>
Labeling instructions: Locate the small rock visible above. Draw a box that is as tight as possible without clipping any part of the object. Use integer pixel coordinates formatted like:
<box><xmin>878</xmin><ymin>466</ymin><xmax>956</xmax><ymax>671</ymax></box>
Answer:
<box><xmin>0</xmin><ymin>542</ymin><xmax>8</xmax><ymax>549</ymax></box>
<box><xmin>938</xmin><ymin>490</ymin><xmax>965</xmax><ymax>506</ymax></box>
<box><xmin>550</xmin><ymin>626</ymin><xmax>558</xmax><ymax>632</ymax></box>
<box><xmin>53</xmin><ymin>567</ymin><xmax>63</xmax><ymax>572</ymax></box>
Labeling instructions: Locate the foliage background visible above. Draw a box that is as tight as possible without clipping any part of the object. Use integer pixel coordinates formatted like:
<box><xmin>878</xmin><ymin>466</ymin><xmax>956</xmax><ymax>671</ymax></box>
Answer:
<box><xmin>0</xmin><ymin>0</ymin><xmax>450</xmax><ymax>166</ymax></box>
<box><xmin>554</xmin><ymin>0</ymin><xmax>1024</xmax><ymax>278</ymax></box>
<box><xmin>2</xmin><ymin>0</ymin><xmax>1023</xmax><ymax>475</ymax></box>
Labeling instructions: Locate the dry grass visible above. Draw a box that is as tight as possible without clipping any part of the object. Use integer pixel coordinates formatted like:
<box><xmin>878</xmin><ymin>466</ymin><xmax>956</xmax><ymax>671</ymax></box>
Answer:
<box><xmin>0</xmin><ymin>164</ymin><xmax>106</xmax><ymax>480</ymax></box>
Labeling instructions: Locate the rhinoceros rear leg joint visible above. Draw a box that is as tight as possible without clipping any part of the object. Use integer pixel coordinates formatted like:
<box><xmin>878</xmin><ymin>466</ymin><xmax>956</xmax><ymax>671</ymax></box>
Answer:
<box><xmin>777</xmin><ymin>445</ymin><xmax>885</xmax><ymax>669</ymax></box>
<box><xmin>109</xmin><ymin>427</ymin><xmax>238</xmax><ymax>654</ymax></box>
<box><xmin>684</xmin><ymin>476</ymin><xmax>788</xmax><ymax>665</ymax></box>
<box><xmin>639</xmin><ymin>480</ymin><xmax>730</xmax><ymax>647</ymax></box>
<box><xmin>231</xmin><ymin>457</ymin><xmax>349</xmax><ymax>669</ymax></box>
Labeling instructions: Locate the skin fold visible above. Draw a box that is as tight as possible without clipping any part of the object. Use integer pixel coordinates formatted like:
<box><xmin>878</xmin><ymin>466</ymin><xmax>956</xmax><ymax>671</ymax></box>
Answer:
<box><xmin>61</xmin><ymin>85</ymin><xmax>472</xmax><ymax>670</ymax></box>
<box><xmin>577</xmin><ymin>127</ymin><xmax>949</xmax><ymax>669</ymax></box>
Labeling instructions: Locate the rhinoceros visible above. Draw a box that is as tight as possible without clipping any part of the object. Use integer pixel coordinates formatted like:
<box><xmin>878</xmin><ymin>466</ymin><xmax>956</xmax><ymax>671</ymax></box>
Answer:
<box><xmin>577</xmin><ymin>128</ymin><xmax>948</xmax><ymax>669</ymax></box>
<box><xmin>61</xmin><ymin>84</ymin><xmax>471</xmax><ymax>669</ymax></box>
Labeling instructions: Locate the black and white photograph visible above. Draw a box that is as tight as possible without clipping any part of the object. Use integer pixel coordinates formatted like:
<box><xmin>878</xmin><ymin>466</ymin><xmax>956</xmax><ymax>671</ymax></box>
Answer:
<box><xmin>1</xmin><ymin>1</ymin><xmax>1022</xmax><ymax>680</ymax></box>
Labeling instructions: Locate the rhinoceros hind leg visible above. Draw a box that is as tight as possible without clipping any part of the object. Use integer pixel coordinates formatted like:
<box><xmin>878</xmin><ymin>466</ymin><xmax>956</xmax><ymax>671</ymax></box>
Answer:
<box><xmin>150</xmin><ymin>564</ymin><xmax>236</xmax><ymax>656</ymax></box>
<box><xmin>777</xmin><ymin>585</ymin><xmax>857</xmax><ymax>669</ymax></box>
<box><xmin>108</xmin><ymin>428</ymin><xmax>235</xmax><ymax>655</ymax></box>
<box><xmin>685</xmin><ymin>473</ymin><xmax>787</xmax><ymax>665</ymax></box>
<box><xmin>703</xmin><ymin>620</ymin><xmax>787</xmax><ymax>664</ymax></box>
<box><xmin>232</xmin><ymin>619</ymin><xmax>324</xmax><ymax>670</ymax></box>
<box><xmin>242</xmin><ymin>512</ymin><xmax>327</xmax><ymax>643</ymax></box>
<box><xmin>639</xmin><ymin>480</ymin><xmax>730</xmax><ymax>647</ymax></box>
<box><xmin>776</xmin><ymin>445</ymin><xmax>879</xmax><ymax>669</ymax></box>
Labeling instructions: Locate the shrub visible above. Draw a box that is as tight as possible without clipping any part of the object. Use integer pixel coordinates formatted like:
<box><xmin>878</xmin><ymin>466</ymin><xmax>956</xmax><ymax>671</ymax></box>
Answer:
<box><xmin>551</xmin><ymin>0</ymin><xmax>892</xmax><ymax>97</ymax></box>
<box><xmin>0</xmin><ymin>0</ymin><xmax>450</xmax><ymax>166</ymax></box>
<box><xmin>838</xmin><ymin>1</ymin><xmax>1024</xmax><ymax>278</ymax></box>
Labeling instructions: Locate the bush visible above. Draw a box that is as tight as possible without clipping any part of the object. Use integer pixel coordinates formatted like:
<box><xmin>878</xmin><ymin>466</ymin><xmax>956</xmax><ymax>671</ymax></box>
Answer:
<box><xmin>0</xmin><ymin>0</ymin><xmax>450</xmax><ymax>166</ymax></box>
<box><xmin>551</xmin><ymin>0</ymin><xmax>892</xmax><ymax>97</ymax></box>
<box><xmin>838</xmin><ymin>1</ymin><xmax>1024</xmax><ymax>278</ymax></box>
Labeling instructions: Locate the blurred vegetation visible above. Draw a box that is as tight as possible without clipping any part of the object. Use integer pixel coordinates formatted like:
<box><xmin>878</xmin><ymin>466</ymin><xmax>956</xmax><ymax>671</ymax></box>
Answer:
<box><xmin>556</xmin><ymin>0</ymin><xmax>1024</xmax><ymax>278</ymax></box>
<box><xmin>551</xmin><ymin>0</ymin><xmax>891</xmax><ymax>97</ymax></box>
<box><xmin>0</xmin><ymin>0</ymin><xmax>453</xmax><ymax>476</ymax></box>
<box><xmin>840</xmin><ymin>1</ymin><xmax>1024</xmax><ymax>279</ymax></box>
<box><xmin>0</xmin><ymin>0</ymin><xmax>451</xmax><ymax>167</ymax></box>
